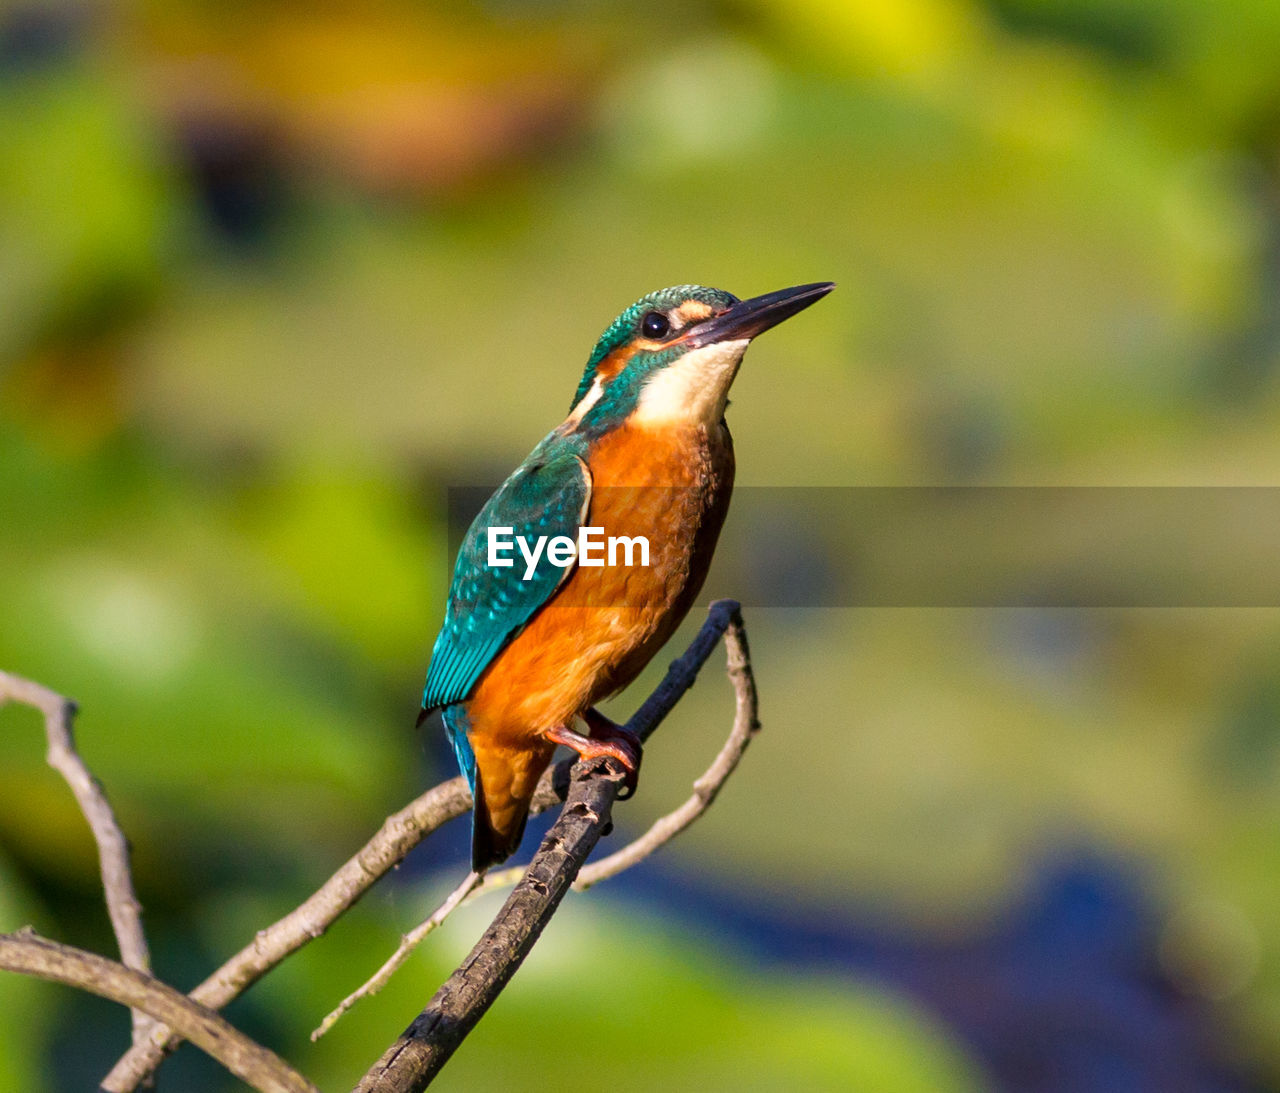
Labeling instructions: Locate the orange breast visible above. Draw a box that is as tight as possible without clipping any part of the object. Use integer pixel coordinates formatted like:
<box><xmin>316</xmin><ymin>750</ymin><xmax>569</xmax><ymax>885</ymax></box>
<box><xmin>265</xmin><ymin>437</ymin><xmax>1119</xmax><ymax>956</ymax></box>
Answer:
<box><xmin>466</xmin><ymin>419</ymin><xmax>734</xmax><ymax>747</ymax></box>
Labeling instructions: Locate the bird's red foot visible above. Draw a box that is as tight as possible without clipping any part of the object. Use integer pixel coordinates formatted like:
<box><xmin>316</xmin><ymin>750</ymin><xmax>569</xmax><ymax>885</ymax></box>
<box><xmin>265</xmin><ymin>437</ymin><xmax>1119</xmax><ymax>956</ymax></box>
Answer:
<box><xmin>585</xmin><ymin>708</ymin><xmax>643</xmax><ymax>800</ymax></box>
<box><xmin>546</xmin><ymin>714</ymin><xmax>643</xmax><ymax>799</ymax></box>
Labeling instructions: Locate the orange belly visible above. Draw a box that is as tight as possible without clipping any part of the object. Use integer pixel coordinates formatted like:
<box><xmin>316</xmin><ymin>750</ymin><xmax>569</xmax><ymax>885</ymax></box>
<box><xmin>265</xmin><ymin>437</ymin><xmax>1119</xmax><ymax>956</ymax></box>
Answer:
<box><xmin>463</xmin><ymin>419</ymin><xmax>734</xmax><ymax>838</ymax></box>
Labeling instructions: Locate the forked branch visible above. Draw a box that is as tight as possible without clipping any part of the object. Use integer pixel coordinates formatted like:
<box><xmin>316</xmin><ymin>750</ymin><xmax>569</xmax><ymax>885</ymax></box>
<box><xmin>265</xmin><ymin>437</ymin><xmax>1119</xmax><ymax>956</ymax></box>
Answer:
<box><xmin>353</xmin><ymin>601</ymin><xmax>756</xmax><ymax>1092</ymax></box>
<box><xmin>78</xmin><ymin>598</ymin><xmax>749</xmax><ymax>1093</ymax></box>
<box><xmin>0</xmin><ymin>929</ymin><xmax>316</xmax><ymax>1093</ymax></box>
<box><xmin>355</xmin><ymin>757</ymin><xmax>630</xmax><ymax>1092</ymax></box>
<box><xmin>0</xmin><ymin>671</ymin><xmax>151</xmax><ymax>1040</ymax></box>
<box><xmin>576</xmin><ymin>610</ymin><xmax>758</xmax><ymax>888</ymax></box>
<box><xmin>317</xmin><ymin>605</ymin><xmax>760</xmax><ymax>1038</ymax></box>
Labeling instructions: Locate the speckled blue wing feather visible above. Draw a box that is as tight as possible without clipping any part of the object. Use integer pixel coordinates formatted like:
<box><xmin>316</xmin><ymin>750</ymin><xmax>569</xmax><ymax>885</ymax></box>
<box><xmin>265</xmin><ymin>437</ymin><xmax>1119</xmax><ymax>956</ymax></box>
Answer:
<box><xmin>422</xmin><ymin>436</ymin><xmax>590</xmax><ymax>714</ymax></box>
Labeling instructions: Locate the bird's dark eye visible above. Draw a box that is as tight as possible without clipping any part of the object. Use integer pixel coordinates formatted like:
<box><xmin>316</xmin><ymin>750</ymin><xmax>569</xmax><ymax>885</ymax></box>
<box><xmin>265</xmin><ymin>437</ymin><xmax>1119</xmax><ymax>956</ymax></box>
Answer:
<box><xmin>641</xmin><ymin>311</ymin><xmax>670</xmax><ymax>339</ymax></box>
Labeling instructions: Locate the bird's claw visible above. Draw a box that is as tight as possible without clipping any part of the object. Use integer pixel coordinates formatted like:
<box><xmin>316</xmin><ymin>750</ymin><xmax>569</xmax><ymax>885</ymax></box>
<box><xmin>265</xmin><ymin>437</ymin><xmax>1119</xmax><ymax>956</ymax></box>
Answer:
<box><xmin>583</xmin><ymin>709</ymin><xmax>642</xmax><ymax>799</ymax></box>
<box><xmin>546</xmin><ymin>715</ymin><xmax>643</xmax><ymax>799</ymax></box>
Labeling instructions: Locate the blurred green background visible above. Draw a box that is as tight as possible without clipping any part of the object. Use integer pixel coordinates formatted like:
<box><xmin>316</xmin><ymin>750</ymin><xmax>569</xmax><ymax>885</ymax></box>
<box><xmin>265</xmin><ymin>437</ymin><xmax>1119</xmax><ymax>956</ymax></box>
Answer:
<box><xmin>4</xmin><ymin>0</ymin><xmax>1280</xmax><ymax>1089</ymax></box>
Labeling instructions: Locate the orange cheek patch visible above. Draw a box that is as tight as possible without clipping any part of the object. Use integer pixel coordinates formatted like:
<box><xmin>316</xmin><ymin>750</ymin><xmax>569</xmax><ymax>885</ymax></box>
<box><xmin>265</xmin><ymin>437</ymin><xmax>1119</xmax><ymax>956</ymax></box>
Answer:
<box><xmin>673</xmin><ymin>301</ymin><xmax>715</xmax><ymax>327</ymax></box>
<box><xmin>594</xmin><ymin>344</ymin><xmax>639</xmax><ymax>384</ymax></box>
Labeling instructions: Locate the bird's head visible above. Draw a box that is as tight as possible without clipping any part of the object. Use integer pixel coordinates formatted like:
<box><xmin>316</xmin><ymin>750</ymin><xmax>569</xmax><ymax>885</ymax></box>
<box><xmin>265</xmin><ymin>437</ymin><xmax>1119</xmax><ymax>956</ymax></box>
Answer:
<box><xmin>566</xmin><ymin>281</ymin><xmax>834</xmax><ymax>434</ymax></box>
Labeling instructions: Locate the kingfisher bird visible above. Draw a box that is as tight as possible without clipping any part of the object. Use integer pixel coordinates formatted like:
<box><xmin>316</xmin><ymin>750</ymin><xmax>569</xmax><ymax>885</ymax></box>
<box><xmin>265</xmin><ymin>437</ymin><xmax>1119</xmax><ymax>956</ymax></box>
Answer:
<box><xmin>420</xmin><ymin>281</ymin><xmax>834</xmax><ymax>871</ymax></box>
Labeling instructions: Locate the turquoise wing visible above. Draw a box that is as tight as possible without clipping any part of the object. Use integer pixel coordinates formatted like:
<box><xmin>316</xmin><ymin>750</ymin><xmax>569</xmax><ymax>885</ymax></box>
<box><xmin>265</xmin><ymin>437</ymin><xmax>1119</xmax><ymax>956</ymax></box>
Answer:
<box><xmin>422</xmin><ymin>440</ymin><xmax>591</xmax><ymax>713</ymax></box>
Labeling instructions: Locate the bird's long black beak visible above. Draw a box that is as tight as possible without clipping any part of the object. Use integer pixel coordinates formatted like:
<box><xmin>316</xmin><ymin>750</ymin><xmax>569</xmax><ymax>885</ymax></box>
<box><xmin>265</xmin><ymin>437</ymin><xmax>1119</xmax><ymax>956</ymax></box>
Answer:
<box><xmin>686</xmin><ymin>281</ymin><xmax>835</xmax><ymax>348</ymax></box>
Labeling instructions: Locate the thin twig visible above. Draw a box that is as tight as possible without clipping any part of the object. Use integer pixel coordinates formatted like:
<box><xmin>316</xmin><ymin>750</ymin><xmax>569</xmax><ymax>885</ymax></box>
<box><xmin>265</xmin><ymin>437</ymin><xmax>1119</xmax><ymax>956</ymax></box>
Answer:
<box><xmin>374</xmin><ymin>609</ymin><xmax>759</xmax><ymax>925</ymax></box>
<box><xmin>104</xmin><ymin>599</ymin><xmax>743</xmax><ymax>1092</ymax></box>
<box><xmin>312</xmin><ymin>871</ymin><xmax>482</xmax><ymax>1040</ymax></box>
<box><xmin>576</xmin><ymin>610</ymin><xmax>759</xmax><ymax>889</ymax></box>
<box><xmin>353</xmin><ymin>601</ymin><xmax>751</xmax><ymax>1093</ymax></box>
<box><xmin>101</xmin><ymin>776</ymin><xmax>473</xmax><ymax>1091</ymax></box>
<box><xmin>354</xmin><ymin>758</ymin><xmax>627</xmax><ymax>1093</ymax></box>
<box><xmin>311</xmin><ymin>600</ymin><xmax>754</xmax><ymax>1039</ymax></box>
<box><xmin>0</xmin><ymin>671</ymin><xmax>151</xmax><ymax>1041</ymax></box>
<box><xmin>0</xmin><ymin>929</ymin><xmax>316</xmax><ymax>1093</ymax></box>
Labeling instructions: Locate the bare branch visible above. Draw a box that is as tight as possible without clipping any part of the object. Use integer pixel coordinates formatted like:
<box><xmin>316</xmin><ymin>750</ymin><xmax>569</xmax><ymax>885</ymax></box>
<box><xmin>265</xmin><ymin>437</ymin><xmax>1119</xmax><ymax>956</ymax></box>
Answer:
<box><xmin>575</xmin><ymin>609</ymin><xmax>759</xmax><ymax>889</ymax></box>
<box><xmin>0</xmin><ymin>670</ymin><xmax>151</xmax><ymax>1040</ymax></box>
<box><xmin>0</xmin><ymin>929</ymin><xmax>316</xmax><ymax>1093</ymax></box>
<box><xmin>312</xmin><ymin>871</ymin><xmax>483</xmax><ymax>1041</ymax></box>
<box><xmin>359</xmin><ymin>607</ymin><xmax>759</xmax><ymax>945</ymax></box>
<box><xmin>310</xmin><ymin>599</ymin><xmax>754</xmax><ymax>1039</ymax></box>
<box><xmin>101</xmin><ymin>775</ymin><xmax>473</xmax><ymax>1091</ymax></box>
<box><xmin>354</xmin><ymin>759</ymin><xmax>627</xmax><ymax>1093</ymax></box>
<box><xmin>104</xmin><ymin>599</ymin><xmax>744</xmax><ymax>1092</ymax></box>
<box><xmin>353</xmin><ymin>600</ymin><xmax>751</xmax><ymax>1092</ymax></box>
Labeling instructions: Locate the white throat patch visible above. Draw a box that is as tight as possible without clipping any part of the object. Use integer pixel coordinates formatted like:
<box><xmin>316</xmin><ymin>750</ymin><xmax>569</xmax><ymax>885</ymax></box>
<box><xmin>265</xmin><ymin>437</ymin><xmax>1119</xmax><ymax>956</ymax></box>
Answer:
<box><xmin>632</xmin><ymin>339</ymin><xmax>750</xmax><ymax>425</ymax></box>
<box><xmin>566</xmin><ymin>376</ymin><xmax>605</xmax><ymax>424</ymax></box>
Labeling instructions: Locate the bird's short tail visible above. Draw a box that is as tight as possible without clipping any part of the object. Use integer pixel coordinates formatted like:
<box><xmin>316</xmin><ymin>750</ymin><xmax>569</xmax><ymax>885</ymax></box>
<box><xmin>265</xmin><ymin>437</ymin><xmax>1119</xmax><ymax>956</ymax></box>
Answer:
<box><xmin>470</xmin><ymin>740</ymin><xmax>556</xmax><ymax>872</ymax></box>
<box><xmin>471</xmin><ymin>774</ymin><xmax>530</xmax><ymax>872</ymax></box>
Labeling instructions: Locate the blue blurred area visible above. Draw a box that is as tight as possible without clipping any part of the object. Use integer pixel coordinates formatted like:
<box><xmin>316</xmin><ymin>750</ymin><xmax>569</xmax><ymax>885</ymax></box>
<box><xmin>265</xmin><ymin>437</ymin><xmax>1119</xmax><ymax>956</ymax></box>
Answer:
<box><xmin>589</xmin><ymin>853</ymin><xmax>1254</xmax><ymax>1092</ymax></box>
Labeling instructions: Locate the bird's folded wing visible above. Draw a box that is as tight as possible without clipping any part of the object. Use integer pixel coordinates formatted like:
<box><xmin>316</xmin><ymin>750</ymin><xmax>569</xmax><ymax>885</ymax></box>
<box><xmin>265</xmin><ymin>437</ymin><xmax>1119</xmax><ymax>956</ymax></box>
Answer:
<box><xmin>422</xmin><ymin>443</ymin><xmax>591</xmax><ymax>711</ymax></box>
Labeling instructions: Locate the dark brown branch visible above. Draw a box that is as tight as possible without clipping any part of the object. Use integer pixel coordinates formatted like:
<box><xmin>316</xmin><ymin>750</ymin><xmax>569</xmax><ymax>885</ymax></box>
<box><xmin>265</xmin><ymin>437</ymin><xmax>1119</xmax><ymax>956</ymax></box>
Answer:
<box><xmin>575</xmin><ymin>609</ymin><xmax>759</xmax><ymax>889</ymax></box>
<box><xmin>314</xmin><ymin>600</ymin><xmax>757</xmax><ymax>1040</ymax></box>
<box><xmin>354</xmin><ymin>599</ymin><xmax>747</xmax><ymax>1093</ymax></box>
<box><xmin>319</xmin><ymin>608</ymin><xmax>760</xmax><ymax>1035</ymax></box>
<box><xmin>105</xmin><ymin>598</ymin><xmax>744</xmax><ymax>1092</ymax></box>
<box><xmin>0</xmin><ymin>671</ymin><xmax>152</xmax><ymax>1041</ymax></box>
<box><xmin>354</xmin><ymin>759</ymin><xmax>626</xmax><ymax>1092</ymax></box>
<box><xmin>0</xmin><ymin>929</ymin><xmax>316</xmax><ymax>1093</ymax></box>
